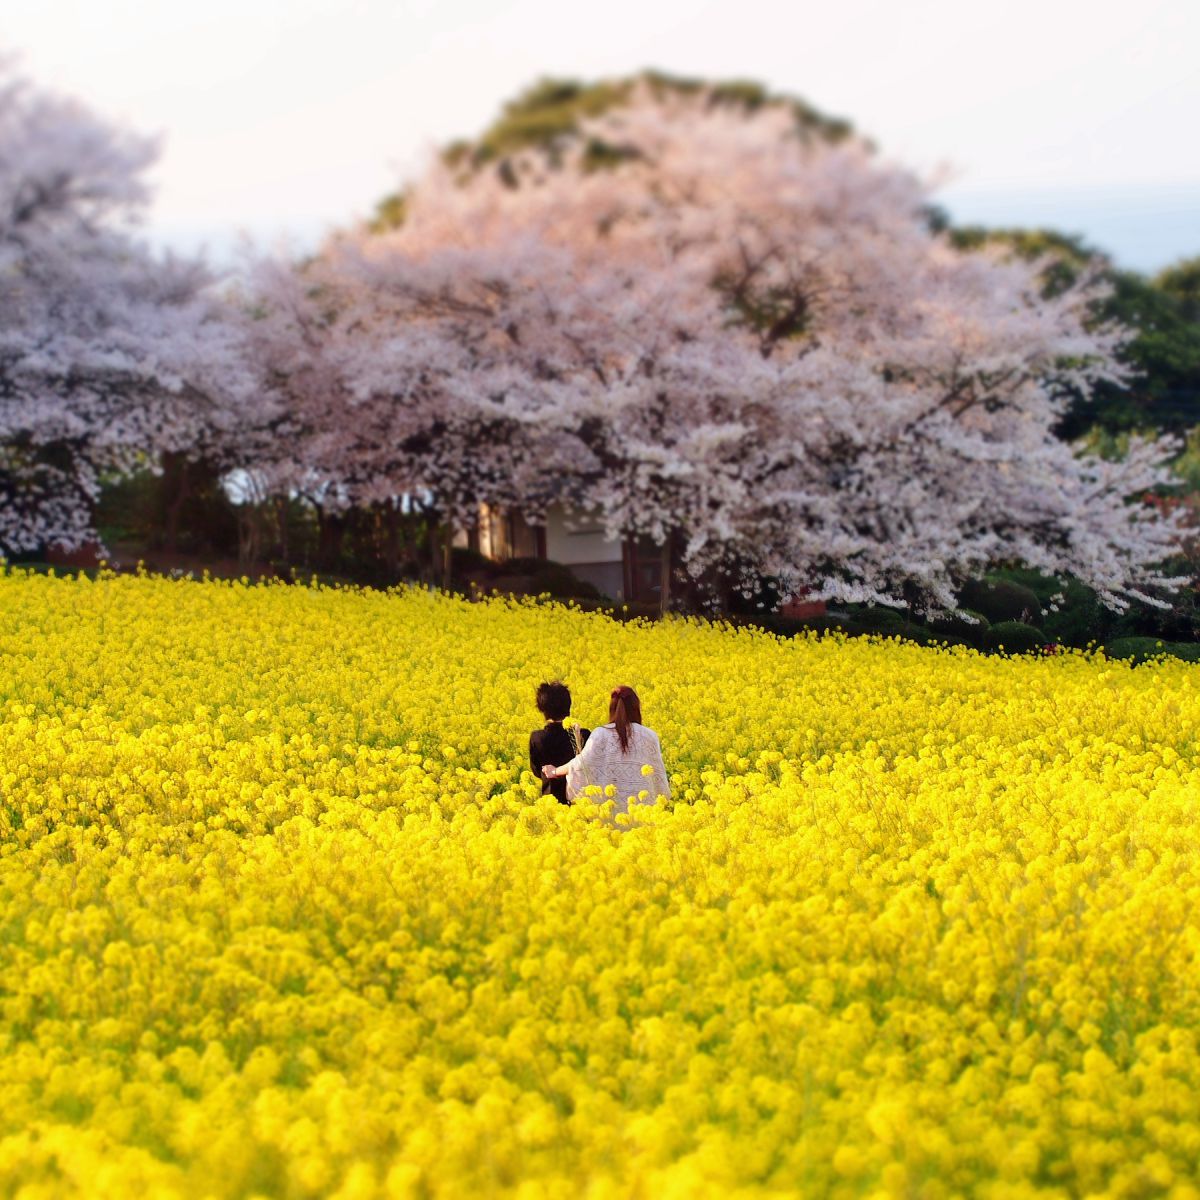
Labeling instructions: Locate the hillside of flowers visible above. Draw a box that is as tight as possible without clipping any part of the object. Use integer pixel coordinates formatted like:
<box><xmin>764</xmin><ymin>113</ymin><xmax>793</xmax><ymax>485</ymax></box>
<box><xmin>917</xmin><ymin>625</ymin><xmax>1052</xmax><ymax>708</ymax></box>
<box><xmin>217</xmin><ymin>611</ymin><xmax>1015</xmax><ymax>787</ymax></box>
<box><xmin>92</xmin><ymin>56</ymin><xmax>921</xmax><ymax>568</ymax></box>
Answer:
<box><xmin>2</xmin><ymin>571</ymin><xmax>1199</xmax><ymax>1198</ymax></box>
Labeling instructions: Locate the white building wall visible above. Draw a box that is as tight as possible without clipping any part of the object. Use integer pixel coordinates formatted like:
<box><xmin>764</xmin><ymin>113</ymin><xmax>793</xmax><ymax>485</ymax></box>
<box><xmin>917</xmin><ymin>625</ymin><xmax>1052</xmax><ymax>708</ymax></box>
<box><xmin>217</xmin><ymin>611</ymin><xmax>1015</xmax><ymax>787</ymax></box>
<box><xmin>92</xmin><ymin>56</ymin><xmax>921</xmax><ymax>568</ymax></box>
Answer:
<box><xmin>544</xmin><ymin>506</ymin><xmax>622</xmax><ymax>566</ymax></box>
<box><xmin>465</xmin><ymin>504</ymin><xmax>629</xmax><ymax>600</ymax></box>
<box><xmin>545</xmin><ymin>505</ymin><xmax>626</xmax><ymax>600</ymax></box>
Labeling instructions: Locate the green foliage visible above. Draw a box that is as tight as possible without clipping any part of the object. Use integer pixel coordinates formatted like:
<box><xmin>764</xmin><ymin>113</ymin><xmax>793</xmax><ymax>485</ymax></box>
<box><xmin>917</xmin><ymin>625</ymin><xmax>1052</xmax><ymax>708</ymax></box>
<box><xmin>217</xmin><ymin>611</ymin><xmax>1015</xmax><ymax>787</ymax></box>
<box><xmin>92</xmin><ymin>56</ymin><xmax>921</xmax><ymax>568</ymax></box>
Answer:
<box><xmin>844</xmin><ymin>606</ymin><xmax>927</xmax><ymax>645</ymax></box>
<box><xmin>891</xmin><ymin>622</ymin><xmax>932</xmax><ymax>646</ymax></box>
<box><xmin>451</xmin><ymin>546</ymin><xmax>502</xmax><ymax>578</ymax></box>
<box><xmin>616</xmin><ymin>600</ymin><xmax>662</xmax><ymax>622</ymax></box>
<box><xmin>95</xmin><ymin>460</ymin><xmax>238</xmax><ymax>557</ymax></box>
<box><xmin>963</xmin><ymin>567</ymin><xmax>1200</xmax><ymax>653</ymax></box>
<box><xmin>1156</xmin><ymin>256</ymin><xmax>1200</xmax><ymax>324</ymax></box>
<box><xmin>1082</xmin><ymin>268</ymin><xmax>1200</xmax><ymax>439</ymax></box>
<box><xmin>471</xmin><ymin>77</ymin><xmax>632</xmax><ymax>165</ymax></box>
<box><xmin>537</xmin><ymin>564</ymin><xmax>601</xmax><ymax>600</ymax></box>
<box><xmin>499</xmin><ymin>557</ymin><xmax>603</xmax><ymax>599</ymax></box>
<box><xmin>0</xmin><ymin>561</ymin><xmax>101</xmax><ymax>579</ymax></box>
<box><xmin>504</xmin><ymin>556</ymin><xmax>549</xmax><ymax>576</ymax></box>
<box><xmin>1040</xmin><ymin>582</ymin><xmax>1112</xmax><ymax>648</ymax></box>
<box><xmin>721</xmin><ymin>573</ymin><xmax>785</xmax><ymax>616</ymax></box>
<box><xmin>1103</xmin><ymin>636</ymin><xmax>1169</xmax><ymax>664</ymax></box>
<box><xmin>948</xmin><ymin>227</ymin><xmax>1200</xmax><ymax>440</ymax></box>
<box><xmin>845</xmin><ymin>605</ymin><xmax>906</xmax><ymax>633</ymax></box>
<box><xmin>986</xmin><ymin>566</ymin><xmax>1062</xmax><ymax>605</ymax></box>
<box><xmin>1107</xmin><ymin>586</ymin><xmax>1200</xmax><ymax>645</ymax></box>
<box><xmin>399</xmin><ymin>71</ymin><xmax>857</xmax><ymax>184</ymax></box>
<box><xmin>1165</xmin><ymin>641</ymin><xmax>1200</xmax><ymax>663</ymax></box>
<box><xmin>926</xmin><ymin>609</ymin><xmax>990</xmax><ymax>648</ymax></box>
<box><xmin>1170</xmin><ymin>427</ymin><xmax>1200</xmax><ymax>492</ymax></box>
<box><xmin>984</xmin><ymin>568</ymin><xmax>1110</xmax><ymax>648</ymax></box>
<box><xmin>983</xmin><ymin>621</ymin><xmax>1045</xmax><ymax>655</ymax></box>
<box><xmin>94</xmin><ymin>467</ymin><xmax>161</xmax><ymax>545</ymax></box>
<box><xmin>957</xmin><ymin>578</ymin><xmax>1043</xmax><ymax>626</ymax></box>
<box><xmin>743</xmin><ymin>612</ymin><xmax>847</xmax><ymax>639</ymax></box>
<box><xmin>948</xmin><ymin>226</ymin><xmax>1095</xmax><ymax>298</ymax></box>
<box><xmin>369</xmin><ymin>72</ymin><xmax>855</xmax><ymax>232</ymax></box>
<box><xmin>369</xmin><ymin>190</ymin><xmax>408</xmax><ymax>234</ymax></box>
<box><xmin>794</xmin><ymin>614</ymin><xmax>850</xmax><ymax>636</ymax></box>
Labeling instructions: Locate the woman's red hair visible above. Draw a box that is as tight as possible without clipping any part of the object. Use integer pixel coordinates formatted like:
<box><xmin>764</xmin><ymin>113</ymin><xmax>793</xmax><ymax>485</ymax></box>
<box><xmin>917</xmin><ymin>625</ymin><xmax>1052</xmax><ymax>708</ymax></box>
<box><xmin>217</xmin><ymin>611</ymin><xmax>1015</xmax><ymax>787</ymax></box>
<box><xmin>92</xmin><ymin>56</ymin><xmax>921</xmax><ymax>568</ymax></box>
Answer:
<box><xmin>609</xmin><ymin>686</ymin><xmax>642</xmax><ymax>753</ymax></box>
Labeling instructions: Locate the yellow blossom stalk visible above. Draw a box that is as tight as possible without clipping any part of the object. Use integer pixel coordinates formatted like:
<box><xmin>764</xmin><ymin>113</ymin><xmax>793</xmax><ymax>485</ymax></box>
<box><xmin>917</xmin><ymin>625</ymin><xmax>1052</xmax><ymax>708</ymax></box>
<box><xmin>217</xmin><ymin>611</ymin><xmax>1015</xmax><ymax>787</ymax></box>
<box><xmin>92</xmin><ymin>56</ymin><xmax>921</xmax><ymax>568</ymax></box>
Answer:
<box><xmin>1</xmin><ymin>570</ymin><xmax>1199</xmax><ymax>1197</ymax></box>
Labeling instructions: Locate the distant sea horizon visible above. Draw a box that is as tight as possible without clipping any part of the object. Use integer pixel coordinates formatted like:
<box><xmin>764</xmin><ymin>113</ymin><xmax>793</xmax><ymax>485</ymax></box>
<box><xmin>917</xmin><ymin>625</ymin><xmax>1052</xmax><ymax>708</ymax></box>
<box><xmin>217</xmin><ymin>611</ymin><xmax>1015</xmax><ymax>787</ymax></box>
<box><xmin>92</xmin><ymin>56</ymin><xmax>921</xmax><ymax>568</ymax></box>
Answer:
<box><xmin>938</xmin><ymin>180</ymin><xmax>1199</xmax><ymax>275</ymax></box>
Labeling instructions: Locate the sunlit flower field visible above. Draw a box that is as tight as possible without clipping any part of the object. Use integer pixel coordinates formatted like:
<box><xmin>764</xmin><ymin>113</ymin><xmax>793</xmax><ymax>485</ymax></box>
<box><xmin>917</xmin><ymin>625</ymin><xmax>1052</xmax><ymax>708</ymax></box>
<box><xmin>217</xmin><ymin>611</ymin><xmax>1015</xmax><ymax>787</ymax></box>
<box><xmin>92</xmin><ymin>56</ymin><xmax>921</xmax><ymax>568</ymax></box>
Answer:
<box><xmin>2</xmin><ymin>572</ymin><xmax>1199</xmax><ymax>1198</ymax></box>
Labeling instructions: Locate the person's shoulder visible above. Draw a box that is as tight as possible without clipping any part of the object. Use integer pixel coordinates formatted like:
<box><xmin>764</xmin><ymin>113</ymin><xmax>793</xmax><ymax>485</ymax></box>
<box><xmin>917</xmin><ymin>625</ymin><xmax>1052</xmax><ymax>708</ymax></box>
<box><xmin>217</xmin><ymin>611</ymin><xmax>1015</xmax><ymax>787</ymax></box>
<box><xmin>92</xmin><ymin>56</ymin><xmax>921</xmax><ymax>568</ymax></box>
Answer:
<box><xmin>530</xmin><ymin>727</ymin><xmax>547</xmax><ymax>746</ymax></box>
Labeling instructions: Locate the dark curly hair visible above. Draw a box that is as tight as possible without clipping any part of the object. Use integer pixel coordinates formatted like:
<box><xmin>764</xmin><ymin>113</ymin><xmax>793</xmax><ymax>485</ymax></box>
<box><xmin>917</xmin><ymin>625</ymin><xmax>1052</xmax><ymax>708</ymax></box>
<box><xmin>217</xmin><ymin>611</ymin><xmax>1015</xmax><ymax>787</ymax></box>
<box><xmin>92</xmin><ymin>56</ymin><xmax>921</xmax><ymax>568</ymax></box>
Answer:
<box><xmin>535</xmin><ymin>680</ymin><xmax>572</xmax><ymax>721</ymax></box>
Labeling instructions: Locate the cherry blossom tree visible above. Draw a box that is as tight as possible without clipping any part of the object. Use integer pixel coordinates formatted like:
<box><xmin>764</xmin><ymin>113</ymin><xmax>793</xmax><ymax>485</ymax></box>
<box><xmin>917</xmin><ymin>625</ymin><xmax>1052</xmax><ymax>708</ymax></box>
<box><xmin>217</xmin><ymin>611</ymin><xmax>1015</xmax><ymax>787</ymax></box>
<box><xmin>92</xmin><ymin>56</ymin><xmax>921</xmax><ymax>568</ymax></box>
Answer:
<box><xmin>238</xmin><ymin>243</ymin><xmax>607</xmax><ymax>581</ymax></box>
<box><xmin>326</xmin><ymin>84</ymin><xmax>1179</xmax><ymax>612</ymax></box>
<box><xmin>0</xmin><ymin>59</ymin><xmax>247</xmax><ymax>558</ymax></box>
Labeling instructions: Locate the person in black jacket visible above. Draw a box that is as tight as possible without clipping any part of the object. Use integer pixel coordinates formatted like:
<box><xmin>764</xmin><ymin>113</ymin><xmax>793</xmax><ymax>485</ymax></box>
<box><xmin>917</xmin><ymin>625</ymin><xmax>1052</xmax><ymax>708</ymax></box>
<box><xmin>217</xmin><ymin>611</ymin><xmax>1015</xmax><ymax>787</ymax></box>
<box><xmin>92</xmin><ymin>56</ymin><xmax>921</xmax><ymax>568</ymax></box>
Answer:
<box><xmin>529</xmin><ymin>681</ymin><xmax>589</xmax><ymax>804</ymax></box>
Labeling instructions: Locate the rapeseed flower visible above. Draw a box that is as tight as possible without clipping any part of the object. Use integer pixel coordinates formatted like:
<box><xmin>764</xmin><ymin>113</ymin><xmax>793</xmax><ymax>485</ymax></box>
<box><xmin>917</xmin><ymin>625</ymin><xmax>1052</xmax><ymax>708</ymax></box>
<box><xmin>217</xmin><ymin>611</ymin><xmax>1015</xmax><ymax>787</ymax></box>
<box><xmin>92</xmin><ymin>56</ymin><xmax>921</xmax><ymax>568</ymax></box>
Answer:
<box><xmin>0</xmin><ymin>571</ymin><xmax>1198</xmax><ymax>1196</ymax></box>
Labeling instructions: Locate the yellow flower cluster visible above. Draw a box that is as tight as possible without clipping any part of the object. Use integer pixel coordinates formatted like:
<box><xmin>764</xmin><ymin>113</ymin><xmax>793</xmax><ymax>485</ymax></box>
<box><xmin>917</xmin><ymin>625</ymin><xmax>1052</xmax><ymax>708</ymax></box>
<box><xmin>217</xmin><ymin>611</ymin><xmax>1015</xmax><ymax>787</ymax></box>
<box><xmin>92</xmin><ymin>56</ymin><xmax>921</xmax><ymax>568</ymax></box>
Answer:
<box><xmin>2</xmin><ymin>571</ymin><xmax>1200</xmax><ymax>1199</ymax></box>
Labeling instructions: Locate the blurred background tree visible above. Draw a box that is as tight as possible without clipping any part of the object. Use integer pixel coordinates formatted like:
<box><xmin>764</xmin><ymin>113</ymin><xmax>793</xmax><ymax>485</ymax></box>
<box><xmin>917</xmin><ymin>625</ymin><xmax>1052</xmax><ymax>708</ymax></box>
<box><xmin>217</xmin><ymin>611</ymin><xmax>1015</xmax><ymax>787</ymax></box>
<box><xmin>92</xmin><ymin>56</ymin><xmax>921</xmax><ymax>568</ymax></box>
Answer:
<box><xmin>947</xmin><ymin>227</ymin><xmax>1200</xmax><ymax>440</ymax></box>
<box><xmin>51</xmin><ymin>67</ymin><xmax>1199</xmax><ymax>650</ymax></box>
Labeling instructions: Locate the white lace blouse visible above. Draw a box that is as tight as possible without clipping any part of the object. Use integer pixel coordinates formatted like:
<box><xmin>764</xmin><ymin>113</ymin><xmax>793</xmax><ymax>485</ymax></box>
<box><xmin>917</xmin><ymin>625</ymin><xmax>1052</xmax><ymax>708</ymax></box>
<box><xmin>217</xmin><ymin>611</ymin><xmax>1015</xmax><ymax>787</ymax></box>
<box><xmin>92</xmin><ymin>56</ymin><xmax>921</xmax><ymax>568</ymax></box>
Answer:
<box><xmin>562</xmin><ymin>722</ymin><xmax>671</xmax><ymax>810</ymax></box>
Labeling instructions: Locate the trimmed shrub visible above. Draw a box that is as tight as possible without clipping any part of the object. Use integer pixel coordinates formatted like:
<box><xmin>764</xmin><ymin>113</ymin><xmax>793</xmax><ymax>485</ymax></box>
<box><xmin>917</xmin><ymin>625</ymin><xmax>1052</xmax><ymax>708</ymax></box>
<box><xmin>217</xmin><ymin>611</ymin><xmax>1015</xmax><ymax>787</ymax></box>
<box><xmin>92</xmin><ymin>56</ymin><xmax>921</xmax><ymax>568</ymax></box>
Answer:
<box><xmin>573</xmin><ymin>580</ymin><xmax>603</xmax><ymax>600</ymax></box>
<box><xmin>958</xmin><ymin>578</ymin><xmax>1043</xmax><ymax>626</ymax></box>
<box><xmin>723</xmin><ymin>574</ymin><xmax>786</xmax><ymax>615</ymax></box>
<box><xmin>1040</xmin><ymin>578</ymin><xmax>1111</xmax><ymax>648</ymax></box>
<box><xmin>794</xmin><ymin>615</ymin><xmax>849</xmax><ymax>637</ymax></box>
<box><xmin>1103</xmin><ymin>636</ymin><xmax>1168</xmax><ymax>664</ymax></box>
<box><xmin>738</xmin><ymin>613</ymin><xmax>800</xmax><ymax>637</ymax></box>
<box><xmin>744</xmin><ymin>613</ymin><xmax>847</xmax><ymax>639</ymax></box>
<box><xmin>452</xmin><ymin>546</ymin><xmax>502</xmax><ymax>578</ymax></box>
<box><xmin>544</xmin><ymin>571</ymin><xmax>601</xmax><ymax>600</ymax></box>
<box><xmin>983</xmin><ymin>621</ymin><xmax>1044</xmax><ymax>655</ymax></box>
<box><xmin>566</xmin><ymin>597</ymin><xmax>618</xmax><ymax>616</ymax></box>
<box><xmin>925</xmin><ymin>609</ymin><xmax>990</xmax><ymax>648</ymax></box>
<box><xmin>505</xmin><ymin>556</ymin><xmax>548</xmax><ymax>574</ymax></box>
<box><xmin>540</xmin><ymin>567</ymin><xmax>600</xmax><ymax>599</ymax></box>
<box><xmin>487</xmin><ymin>573</ymin><xmax>537</xmax><ymax>596</ymax></box>
<box><xmin>1166</xmin><ymin>642</ymin><xmax>1200</xmax><ymax>663</ymax></box>
<box><xmin>844</xmin><ymin>606</ymin><xmax>931</xmax><ymax>646</ymax></box>
<box><xmin>845</xmin><ymin>606</ymin><xmax>907</xmax><ymax>635</ymax></box>
<box><xmin>615</xmin><ymin>601</ymin><xmax>661</xmax><ymax>622</ymax></box>
<box><xmin>502</xmin><ymin>557</ymin><xmax>602</xmax><ymax>599</ymax></box>
<box><xmin>1109</xmin><ymin>589</ymin><xmax>1200</xmax><ymax>644</ymax></box>
<box><xmin>993</xmin><ymin>567</ymin><xmax>1111</xmax><ymax>643</ymax></box>
<box><xmin>990</xmin><ymin>567</ymin><xmax>1062</xmax><ymax>606</ymax></box>
<box><xmin>847</xmin><ymin>619</ymin><xmax>928</xmax><ymax>646</ymax></box>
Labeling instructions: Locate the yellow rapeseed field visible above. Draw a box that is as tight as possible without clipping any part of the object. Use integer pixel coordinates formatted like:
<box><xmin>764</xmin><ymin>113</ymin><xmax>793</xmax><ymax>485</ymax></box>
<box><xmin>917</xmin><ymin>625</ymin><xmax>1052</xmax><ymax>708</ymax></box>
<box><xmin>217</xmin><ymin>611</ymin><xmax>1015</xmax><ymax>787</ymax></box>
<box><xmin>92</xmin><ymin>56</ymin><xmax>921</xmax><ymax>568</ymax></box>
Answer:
<box><xmin>2</xmin><ymin>571</ymin><xmax>1199</xmax><ymax>1199</ymax></box>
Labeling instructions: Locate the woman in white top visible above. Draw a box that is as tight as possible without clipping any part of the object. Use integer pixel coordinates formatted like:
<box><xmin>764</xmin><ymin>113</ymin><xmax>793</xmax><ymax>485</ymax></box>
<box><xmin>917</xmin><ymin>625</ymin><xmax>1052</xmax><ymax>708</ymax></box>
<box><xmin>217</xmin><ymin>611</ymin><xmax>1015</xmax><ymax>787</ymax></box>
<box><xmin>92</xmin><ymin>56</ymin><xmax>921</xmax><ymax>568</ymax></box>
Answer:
<box><xmin>542</xmin><ymin>685</ymin><xmax>670</xmax><ymax>812</ymax></box>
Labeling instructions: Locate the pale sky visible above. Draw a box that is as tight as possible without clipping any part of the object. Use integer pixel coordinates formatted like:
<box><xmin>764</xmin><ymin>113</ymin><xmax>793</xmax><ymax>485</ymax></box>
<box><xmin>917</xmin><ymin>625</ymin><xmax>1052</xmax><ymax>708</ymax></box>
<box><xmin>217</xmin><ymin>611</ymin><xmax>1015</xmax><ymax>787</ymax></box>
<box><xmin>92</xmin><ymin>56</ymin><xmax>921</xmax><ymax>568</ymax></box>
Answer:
<box><xmin>4</xmin><ymin>0</ymin><xmax>1198</xmax><ymax>271</ymax></box>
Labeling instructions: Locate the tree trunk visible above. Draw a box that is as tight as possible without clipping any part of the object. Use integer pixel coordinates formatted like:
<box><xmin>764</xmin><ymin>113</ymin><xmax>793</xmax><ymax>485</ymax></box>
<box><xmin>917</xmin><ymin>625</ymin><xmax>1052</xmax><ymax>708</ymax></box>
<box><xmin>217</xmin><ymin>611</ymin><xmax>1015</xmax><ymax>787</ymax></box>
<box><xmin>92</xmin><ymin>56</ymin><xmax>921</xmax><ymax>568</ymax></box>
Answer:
<box><xmin>161</xmin><ymin>451</ymin><xmax>191</xmax><ymax>553</ymax></box>
<box><xmin>425</xmin><ymin>513</ymin><xmax>439</xmax><ymax>585</ymax></box>
<box><xmin>383</xmin><ymin>503</ymin><xmax>401</xmax><ymax>578</ymax></box>
<box><xmin>659</xmin><ymin>536</ymin><xmax>672</xmax><ymax>616</ymax></box>
<box><xmin>237</xmin><ymin>506</ymin><xmax>261</xmax><ymax>566</ymax></box>
<box><xmin>275</xmin><ymin>496</ymin><xmax>290</xmax><ymax>565</ymax></box>
<box><xmin>441</xmin><ymin>519</ymin><xmax>454</xmax><ymax>591</ymax></box>
<box><xmin>315</xmin><ymin>507</ymin><xmax>346</xmax><ymax>570</ymax></box>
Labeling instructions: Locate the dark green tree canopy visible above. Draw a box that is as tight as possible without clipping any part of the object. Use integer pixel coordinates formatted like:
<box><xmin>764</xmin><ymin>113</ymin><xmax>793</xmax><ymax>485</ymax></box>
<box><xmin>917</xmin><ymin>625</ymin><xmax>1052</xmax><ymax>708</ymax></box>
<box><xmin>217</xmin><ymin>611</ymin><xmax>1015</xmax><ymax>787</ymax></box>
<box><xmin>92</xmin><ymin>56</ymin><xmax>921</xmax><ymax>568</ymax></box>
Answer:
<box><xmin>370</xmin><ymin>70</ymin><xmax>857</xmax><ymax>233</ymax></box>
<box><xmin>950</xmin><ymin>226</ymin><xmax>1200</xmax><ymax>438</ymax></box>
<box><xmin>1156</xmin><ymin>256</ymin><xmax>1200</xmax><ymax>324</ymax></box>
